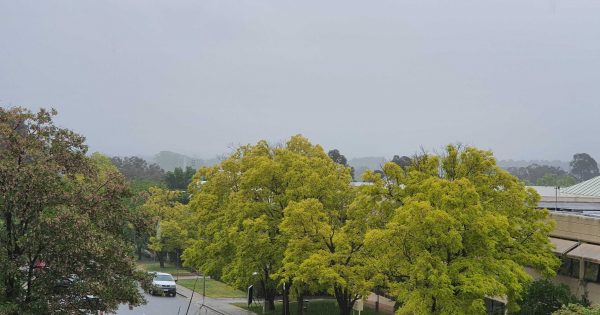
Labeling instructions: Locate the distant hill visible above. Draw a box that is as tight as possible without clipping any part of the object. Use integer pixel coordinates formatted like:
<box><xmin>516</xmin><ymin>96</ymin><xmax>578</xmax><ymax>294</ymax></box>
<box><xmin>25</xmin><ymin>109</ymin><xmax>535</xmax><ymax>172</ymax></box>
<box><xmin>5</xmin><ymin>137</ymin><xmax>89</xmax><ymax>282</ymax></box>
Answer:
<box><xmin>148</xmin><ymin>151</ymin><xmax>219</xmax><ymax>172</ymax></box>
<box><xmin>497</xmin><ymin>159</ymin><xmax>570</xmax><ymax>171</ymax></box>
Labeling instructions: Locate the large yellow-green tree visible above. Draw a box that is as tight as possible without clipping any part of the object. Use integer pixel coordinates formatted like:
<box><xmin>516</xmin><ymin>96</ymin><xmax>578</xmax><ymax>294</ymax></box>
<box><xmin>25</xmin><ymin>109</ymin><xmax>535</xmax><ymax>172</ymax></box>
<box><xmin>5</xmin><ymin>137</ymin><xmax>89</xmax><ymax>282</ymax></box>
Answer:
<box><xmin>182</xmin><ymin>135</ymin><xmax>353</xmax><ymax>311</ymax></box>
<box><xmin>279</xmin><ymin>194</ymin><xmax>385</xmax><ymax>315</ymax></box>
<box><xmin>365</xmin><ymin>145</ymin><xmax>559</xmax><ymax>314</ymax></box>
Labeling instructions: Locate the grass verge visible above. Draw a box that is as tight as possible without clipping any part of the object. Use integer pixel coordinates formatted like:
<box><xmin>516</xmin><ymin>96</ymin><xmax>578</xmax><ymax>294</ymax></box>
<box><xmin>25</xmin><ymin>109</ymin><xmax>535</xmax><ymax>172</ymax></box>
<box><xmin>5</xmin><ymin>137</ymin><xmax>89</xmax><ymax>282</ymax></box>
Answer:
<box><xmin>136</xmin><ymin>261</ymin><xmax>194</xmax><ymax>276</ymax></box>
<box><xmin>234</xmin><ymin>299</ymin><xmax>386</xmax><ymax>315</ymax></box>
<box><xmin>178</xmin><ymin>278</ymin><xmax>246</xmax><ymax>298</ymax></box>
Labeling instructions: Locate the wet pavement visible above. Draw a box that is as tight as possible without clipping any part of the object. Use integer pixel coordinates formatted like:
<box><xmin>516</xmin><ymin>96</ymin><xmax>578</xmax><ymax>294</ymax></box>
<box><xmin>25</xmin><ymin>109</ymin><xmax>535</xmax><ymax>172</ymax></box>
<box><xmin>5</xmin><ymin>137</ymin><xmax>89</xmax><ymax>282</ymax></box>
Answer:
<box><xmin>114</xmin><ymin>290</ymin><xmax>200</xmax><ymax>315</ymax></box>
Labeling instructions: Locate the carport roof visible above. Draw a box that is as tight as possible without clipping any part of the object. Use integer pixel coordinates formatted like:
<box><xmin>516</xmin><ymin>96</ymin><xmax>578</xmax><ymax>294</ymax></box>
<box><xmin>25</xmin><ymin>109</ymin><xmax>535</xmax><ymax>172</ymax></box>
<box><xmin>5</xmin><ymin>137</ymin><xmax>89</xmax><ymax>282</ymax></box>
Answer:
<box><xmin>550</xmin><ymin>237</ymin><xmax>579</xmax><ymax>255</ymax></box>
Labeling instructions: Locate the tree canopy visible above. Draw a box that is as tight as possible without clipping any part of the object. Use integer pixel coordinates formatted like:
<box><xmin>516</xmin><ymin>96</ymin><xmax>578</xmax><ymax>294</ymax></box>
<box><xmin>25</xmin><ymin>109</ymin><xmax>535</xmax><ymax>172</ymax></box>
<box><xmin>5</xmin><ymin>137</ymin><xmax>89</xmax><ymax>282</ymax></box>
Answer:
<box><xmin>182</xmin><ymin>140</ymin><xmax>558</xmax><ymax>315</ymax></box>
<box><xmin>111</xmin><ymin>156</ymin><xmax>164</xmax><ymax>183</ymax></box>
<box><xmin>0</xmin><ymin>107</ymin><xmax>146</xmax><ymax>314</ymax></box>
<box><xmin>164</xmin><ymin>166</ymin><xmax>196</xmax><ymax>190</ymax></box>
<box><xmin>364</xmin><ymin>145</ymin><xmax>558</xmax><ymax>314</ymax></box>
<box><xmin>328</xmin><ymin>149</ymin><xmax>354</xmax><ymax>180</ymax></box>
<box><xmin>144</xmin><ymin>187</ymin><xmax>192</xmax><ymax>268</ymax></box>
<box><xmin>183</xmin><ymin>136</ymin><xmax>354</xmax><ymax>311</ymax></box>
<box><xmin>328</xmin><ymin>149</ymin><xmax>348</xmax><ymax>165</ymax></box>
<box><xmin>279</xmin><ymin>179</ymin><xmax>376</xmax><ymax>315</ymax></box>
<box><xmin>391</xmin><ymin>155</ymin><xmax>412</xmax><ymax>169</ymax></box>
<box><xmin>506</xmin><ymin>163</ymin><xmax>576</xmax><ymax>186</ymax></box>
<box><xmin>536</xmin><ymin>173</ymin><xmax>577</xmax><ymax>187</ymax></box>
<box><xmin>554</xmin><ymin>304</ymin><xmax>600</xmax><ymax>315</ymax></box>
<box><xmin>515</xmin><ymin>279</ymin><xmax>585</xmax><ymax>315</ymax></box>
<box><xmin>570</xmin><ymin>153</ymin><xmax>600</xmax><ymax>182</ymax></box>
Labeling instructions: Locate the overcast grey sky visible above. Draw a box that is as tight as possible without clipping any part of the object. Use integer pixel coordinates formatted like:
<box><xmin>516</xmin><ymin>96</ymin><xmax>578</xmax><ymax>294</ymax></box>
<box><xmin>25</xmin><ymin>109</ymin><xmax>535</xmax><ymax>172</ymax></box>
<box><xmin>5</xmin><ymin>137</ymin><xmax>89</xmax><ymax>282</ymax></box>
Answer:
<box><xmin>1</xmin><ymin>0</ymin><xmax>600</xmax><ymax>161</ymax></box>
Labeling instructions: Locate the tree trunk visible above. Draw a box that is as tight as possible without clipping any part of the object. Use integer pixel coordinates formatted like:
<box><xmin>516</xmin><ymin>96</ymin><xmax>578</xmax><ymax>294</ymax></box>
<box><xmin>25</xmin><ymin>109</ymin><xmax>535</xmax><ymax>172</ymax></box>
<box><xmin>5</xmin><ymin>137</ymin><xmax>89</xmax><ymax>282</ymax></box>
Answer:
<box><xmin>157</xmin><ymin>251</ymin><xmax>165</xmax><ymax>268</ymax></box>
<box><xmin>338</xmin><ymin>302</ymin><xmax>352</xmax><ymax>315</ymax></box>
<box><xmin>4</xmin><ymin>212</ymin><xmax>19</xmax><ymax>311</ymax></box>
<box><xmin>334</xmin><ymin>287</ymin><xmax>354</xmax><ymax>315</ymax></box>
<box><xmin>259</xmin><ymin>278</ymin><xmax>277</xmax><ymax>311</ymax></box>
<box><xmin>265</xmin><ymin>288</ymin><xmax>276</xmax><ymax>310</ymax></box>
<box><xmin>4</xmin><ymin>277</ymin><xmax>17</xmax><ymax>302</ymax></box>
<box><xmin>137</xmin><ymin>244</ymin><xmax>143</xmax><ymax>261</ymax></box>
<box><xmin>282</xmin><ymin>282</ymin><xmax>290</xmax><ymax>315</ymax></box>
<box><xmin>259</xmin><ymin>267</ymin><xmax>277</xmax><ymax>311</ymax></box>
<box><xmin>296</xmin><ymin>294</ymin><xmax>305</xmax><ymax>315</ymax></box>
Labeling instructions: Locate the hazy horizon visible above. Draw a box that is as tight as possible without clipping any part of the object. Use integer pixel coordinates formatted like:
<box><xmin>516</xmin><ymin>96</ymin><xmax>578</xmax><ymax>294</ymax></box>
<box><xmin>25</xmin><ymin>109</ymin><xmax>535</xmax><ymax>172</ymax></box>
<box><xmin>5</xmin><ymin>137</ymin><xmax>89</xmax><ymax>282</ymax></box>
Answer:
<box><xmin>2</xmin><ymin>0</ymin><xmax>600</xmax><ymax>161</ymax></box>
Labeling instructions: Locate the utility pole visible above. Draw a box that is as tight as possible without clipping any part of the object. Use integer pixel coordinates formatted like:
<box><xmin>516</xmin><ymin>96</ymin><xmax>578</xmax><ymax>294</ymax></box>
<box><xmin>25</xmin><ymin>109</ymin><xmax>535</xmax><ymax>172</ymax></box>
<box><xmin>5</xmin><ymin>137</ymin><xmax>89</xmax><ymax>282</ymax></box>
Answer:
<box><xmin>555</xmin><ymin>186</ymin><xmax>560</xmax><ymax>210</ymax></box>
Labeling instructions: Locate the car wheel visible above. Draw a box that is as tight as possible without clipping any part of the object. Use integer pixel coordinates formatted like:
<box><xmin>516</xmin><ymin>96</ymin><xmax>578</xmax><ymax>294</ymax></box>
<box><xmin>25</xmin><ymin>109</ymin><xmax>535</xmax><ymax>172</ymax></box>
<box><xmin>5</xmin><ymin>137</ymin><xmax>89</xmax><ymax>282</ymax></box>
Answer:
<box><xmin>172</xmin><ymin>292</ymin><xmax>177</xmax><ymax>297</ymax></box>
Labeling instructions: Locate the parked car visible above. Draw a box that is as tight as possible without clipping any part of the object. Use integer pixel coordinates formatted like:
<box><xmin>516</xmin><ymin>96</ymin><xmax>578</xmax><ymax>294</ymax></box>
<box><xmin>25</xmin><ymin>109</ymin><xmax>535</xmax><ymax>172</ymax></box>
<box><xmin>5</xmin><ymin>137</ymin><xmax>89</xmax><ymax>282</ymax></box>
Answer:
<box><xmin>148</xmin><ymin>272</ymin><xmax>177</xmax><ymax>297</ymax></box>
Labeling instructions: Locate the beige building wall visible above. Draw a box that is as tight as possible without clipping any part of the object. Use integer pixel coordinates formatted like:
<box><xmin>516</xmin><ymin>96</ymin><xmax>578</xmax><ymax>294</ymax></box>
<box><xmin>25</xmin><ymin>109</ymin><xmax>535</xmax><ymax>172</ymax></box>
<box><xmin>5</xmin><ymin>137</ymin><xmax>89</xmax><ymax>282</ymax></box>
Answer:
<box><xmin>547</xmin><ymin>212</ymin><xmax>600</xmax><ymax>304</ymax></box>
<box><xmin>551</xmin><ymin>212</ymin><xmax>600</xmax><ymax>244</ymax></box>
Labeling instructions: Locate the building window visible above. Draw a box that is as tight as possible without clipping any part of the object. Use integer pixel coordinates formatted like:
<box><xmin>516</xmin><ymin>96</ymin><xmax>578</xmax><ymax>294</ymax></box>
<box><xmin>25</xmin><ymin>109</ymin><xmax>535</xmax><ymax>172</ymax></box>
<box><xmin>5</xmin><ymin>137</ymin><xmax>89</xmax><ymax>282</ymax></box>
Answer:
<box><xmin>485</xmin><ymin>298</ymin><xmax>506</xmax><ymax>315</ymax></box>
<box><xmin>558</xmin><ymin>256</ymin><xmax>580</xmax><ymax>278</ymax></box>
<box><xmin>584</xmin><ymin>261</ymin><xmax>600</xmax><ymax>283</ymax></box>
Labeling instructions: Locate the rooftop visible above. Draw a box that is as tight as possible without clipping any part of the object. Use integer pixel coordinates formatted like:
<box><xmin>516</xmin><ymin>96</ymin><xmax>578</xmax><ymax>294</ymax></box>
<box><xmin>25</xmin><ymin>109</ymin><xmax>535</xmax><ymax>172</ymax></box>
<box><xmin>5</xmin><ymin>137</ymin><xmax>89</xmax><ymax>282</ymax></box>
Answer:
<box><xmin>562</xmin><ymin>176</ymin><xmax>600</xmax><ymax>197</ymax></box>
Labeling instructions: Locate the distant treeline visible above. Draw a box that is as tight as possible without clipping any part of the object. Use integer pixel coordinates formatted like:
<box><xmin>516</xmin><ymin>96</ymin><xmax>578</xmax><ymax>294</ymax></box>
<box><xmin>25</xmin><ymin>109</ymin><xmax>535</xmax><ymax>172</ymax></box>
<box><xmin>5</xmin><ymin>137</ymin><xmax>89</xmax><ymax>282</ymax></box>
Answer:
<box><xmin>110</xmin><ymin>156</ymin><xmax>196</xmax><ymax>191</ymax></box>
<box><xmin>112</xmin><ymin>150</ymin><xmax>600</xmax><ymax>187</ymax></box>
<box><xmin>504</xmin><ymin>153</ymin><xmax>600</xmax><ymax>186</ymax></box>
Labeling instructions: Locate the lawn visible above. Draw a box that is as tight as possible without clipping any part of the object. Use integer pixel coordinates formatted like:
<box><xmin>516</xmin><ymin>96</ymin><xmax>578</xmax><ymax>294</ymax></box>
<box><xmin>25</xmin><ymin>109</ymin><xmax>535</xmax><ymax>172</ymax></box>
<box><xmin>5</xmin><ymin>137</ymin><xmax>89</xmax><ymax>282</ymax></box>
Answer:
<box><xmin>136</xmin><ymin>261</ymin><xmax>194</xmax><ymax>276</ymax></box>
<box><xmin>235</xmin><ymin>299</ymin><xmax>386</xmax><ymax>315</ymax></box>
<box><xmin>177</xmin><ymin>278</ymin><xmax>246</xmax><ymax>298</ymax></box>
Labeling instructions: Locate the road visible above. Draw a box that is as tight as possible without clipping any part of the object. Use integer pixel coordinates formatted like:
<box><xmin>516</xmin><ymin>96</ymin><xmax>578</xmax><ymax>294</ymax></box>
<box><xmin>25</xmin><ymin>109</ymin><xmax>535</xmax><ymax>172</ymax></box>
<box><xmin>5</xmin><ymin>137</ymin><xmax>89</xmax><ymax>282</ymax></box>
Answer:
<box><xmin>114</xmin><ymin>291</ymin><xmax>200</xmax><ymax>315</ymax></box>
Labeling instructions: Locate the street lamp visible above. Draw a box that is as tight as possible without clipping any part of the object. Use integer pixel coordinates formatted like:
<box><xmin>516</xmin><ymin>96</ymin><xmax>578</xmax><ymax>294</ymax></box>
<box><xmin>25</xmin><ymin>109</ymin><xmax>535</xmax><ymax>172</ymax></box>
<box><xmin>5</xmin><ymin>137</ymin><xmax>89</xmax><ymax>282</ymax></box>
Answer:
<box><xmin>251</xmin><ymin>271</ymin><xmax>265</xmax><ymax>314</ymax></box>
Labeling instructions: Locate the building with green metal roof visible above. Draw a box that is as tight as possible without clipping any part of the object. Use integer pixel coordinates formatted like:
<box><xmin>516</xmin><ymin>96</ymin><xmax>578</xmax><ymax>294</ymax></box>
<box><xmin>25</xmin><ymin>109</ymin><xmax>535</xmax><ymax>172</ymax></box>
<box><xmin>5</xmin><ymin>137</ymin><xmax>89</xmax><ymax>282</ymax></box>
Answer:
<box><xmin>562</xmin><ymin>176</ymin><xmax>600</xmax><ymax>197</ymax></box>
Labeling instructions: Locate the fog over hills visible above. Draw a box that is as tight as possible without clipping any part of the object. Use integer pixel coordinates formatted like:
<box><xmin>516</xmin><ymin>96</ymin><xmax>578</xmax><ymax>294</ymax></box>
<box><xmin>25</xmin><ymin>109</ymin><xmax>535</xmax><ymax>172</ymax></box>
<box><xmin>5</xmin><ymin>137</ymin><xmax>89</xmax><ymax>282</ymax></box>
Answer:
<box><xmin>142</xmin><ymin>149</ymin><xmax>573</xmax><ymax>177</ymax></box>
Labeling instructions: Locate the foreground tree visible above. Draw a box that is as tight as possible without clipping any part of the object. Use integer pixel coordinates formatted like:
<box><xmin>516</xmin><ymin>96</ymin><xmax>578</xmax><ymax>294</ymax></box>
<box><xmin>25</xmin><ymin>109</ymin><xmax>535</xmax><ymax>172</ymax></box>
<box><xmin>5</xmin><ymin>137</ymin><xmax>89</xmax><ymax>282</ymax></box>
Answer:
<box><xmin>0</xmin><ymin>108</ymin><xmax>146</xmax><ymax>314</ymax></box>
<box><xmin>278</xmin><ymin>156</ymin><xmax>385</xmax><ymax>315</ymax></box>
<box><xmin>554</xmin><ymin>304</ymin><xmax>600</xmax><ymax>315</ymax></box>
<box><xmin>366</xmin><ymin>145</ymin><xmax>559</xmax><ymax>314</ymax></box>
<box><xmin>515</xmin><ymin>279</ymin><xmax>585</xmax><ymax>315</ymax></box>
<box><xmin>183</xmin><ymin>136</ymin><xmax>352</xmax><ymax>311</ymax></box>
<box><xmin>280</xmin><ymin>194</ymin><xmax>382</xmax><ymax>315</ymax></box>
<box><xmin>570</xmin><ymin>153</ymin><xmax>600</xmax><ymax>182</ymax></box>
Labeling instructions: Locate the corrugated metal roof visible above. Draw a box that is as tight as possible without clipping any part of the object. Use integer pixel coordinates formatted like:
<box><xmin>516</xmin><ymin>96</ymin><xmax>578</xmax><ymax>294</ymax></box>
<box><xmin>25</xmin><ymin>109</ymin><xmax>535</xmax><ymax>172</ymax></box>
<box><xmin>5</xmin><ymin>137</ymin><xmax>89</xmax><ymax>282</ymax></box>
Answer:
<box><xmin>562</xmin><ymin>176</ymin><xmax>600</xmax><ymax>197</ymax></box>
<box><xmin>529</xmin><ymin>186</ymin><xmax>583</xmax><ymax>198</ymax></box>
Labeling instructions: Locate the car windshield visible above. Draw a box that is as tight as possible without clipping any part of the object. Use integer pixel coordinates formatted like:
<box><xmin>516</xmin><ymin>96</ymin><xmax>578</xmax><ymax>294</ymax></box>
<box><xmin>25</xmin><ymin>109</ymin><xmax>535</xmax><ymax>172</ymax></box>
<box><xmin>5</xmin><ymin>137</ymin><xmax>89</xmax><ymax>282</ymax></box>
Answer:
<box><xmin>154</xmin><ymin>274</ymin><xmax>174</xmax><ymax>282</ymax></box>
